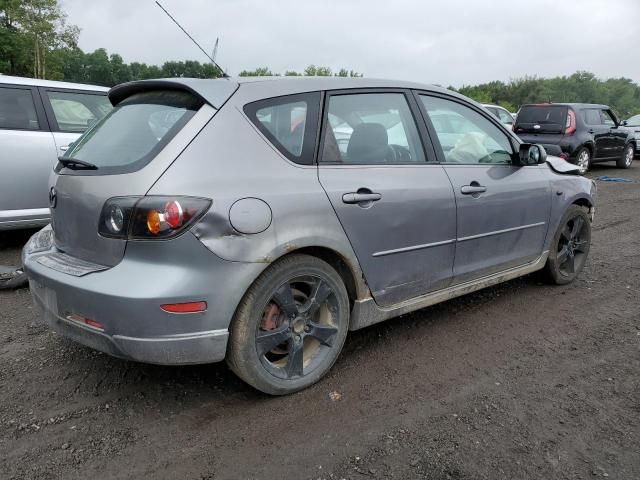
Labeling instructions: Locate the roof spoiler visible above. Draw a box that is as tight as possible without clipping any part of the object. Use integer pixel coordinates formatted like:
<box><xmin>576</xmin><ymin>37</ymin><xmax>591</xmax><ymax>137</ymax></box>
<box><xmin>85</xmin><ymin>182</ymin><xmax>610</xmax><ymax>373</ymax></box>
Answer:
<box><xmin>108</xmin><ymin>78</ymin><xmax>239</xmax><ymax>109</ymax></box>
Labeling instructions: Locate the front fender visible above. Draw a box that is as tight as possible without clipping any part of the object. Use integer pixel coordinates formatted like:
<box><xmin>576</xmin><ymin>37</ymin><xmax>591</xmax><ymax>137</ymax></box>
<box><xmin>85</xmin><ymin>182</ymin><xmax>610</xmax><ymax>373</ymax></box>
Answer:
<box><xmin>543</xmin><ymin>175</ymin><xmax>596</xmax><ymax>250</ymax></box>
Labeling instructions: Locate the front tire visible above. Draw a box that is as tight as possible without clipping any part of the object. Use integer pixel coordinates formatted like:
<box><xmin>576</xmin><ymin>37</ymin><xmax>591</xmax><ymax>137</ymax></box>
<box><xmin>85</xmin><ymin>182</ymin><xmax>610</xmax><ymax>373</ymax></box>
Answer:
<box><xmin>227</xmin><ymin>254</ymin><xmax>350</xmax><ymax>395</ymax></box>
<box><xmin>575</xmin><ymin>147</ymin><xmax>591</xmax><ymax>175</ymax></box>
<box><xmin>543</xmin><ymin>205</ymin><xmax>591</xmax><ymax>285</ymax></box>
<box><xmin>617</xmin><ymin>144</ymin><xmax>634</xmax><ymax>169</ymax></box>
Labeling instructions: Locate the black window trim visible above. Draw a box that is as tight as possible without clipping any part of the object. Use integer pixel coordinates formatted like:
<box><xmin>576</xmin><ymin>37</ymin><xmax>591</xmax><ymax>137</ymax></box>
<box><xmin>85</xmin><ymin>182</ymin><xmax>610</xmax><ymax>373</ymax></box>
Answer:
<box><xmin>243</xmin><ymin>91</ymin><xmax>321</xmax><ymax>166</ymax></box>
<box><xmin>412</xmin><ymin>90</ymin><xmax>521</xmax><ymax>166</ymax></box>
<box><xmin>39</xmin><ymin>86</ymin><xmax>111</xmax><ymax>134</ymax></box>
<box><xmin>0</xmin><ymin>84</ymin><xmax>49</xmax><ymax>132</ymax></box>
<box><xmin>317</xmin><ymin>87</ymin><xmax>438</xmax><ymax>167</ymax></box>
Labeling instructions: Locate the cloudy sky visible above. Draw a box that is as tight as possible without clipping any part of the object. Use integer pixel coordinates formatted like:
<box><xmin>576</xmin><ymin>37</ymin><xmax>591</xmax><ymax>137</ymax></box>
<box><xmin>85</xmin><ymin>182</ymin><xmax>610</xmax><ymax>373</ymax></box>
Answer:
<box><xmin>61</xmin><ymin>0</ymin><xmax>640</xmax><ymax>87</ymax></box>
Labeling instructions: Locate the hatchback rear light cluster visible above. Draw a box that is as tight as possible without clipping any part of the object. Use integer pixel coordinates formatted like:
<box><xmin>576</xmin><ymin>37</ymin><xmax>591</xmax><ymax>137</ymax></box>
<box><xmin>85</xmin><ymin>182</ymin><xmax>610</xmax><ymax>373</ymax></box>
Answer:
<box><xmin>99</xmin><ymin>196</ymin><xmax>211</xmax><ymax>240</ymax></box>
<box><xmin>565</xmin><ymin>109</ymin><xmax>576</xmax><ymax>136</ymax></box>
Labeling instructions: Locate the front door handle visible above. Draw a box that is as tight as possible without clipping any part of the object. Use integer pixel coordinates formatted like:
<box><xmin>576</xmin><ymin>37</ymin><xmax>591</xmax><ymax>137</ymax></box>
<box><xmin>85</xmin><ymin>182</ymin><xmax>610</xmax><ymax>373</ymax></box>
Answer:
<box><xmin>59</xmin><ymin>145</ymin><xmax>69</xmax><ymax>152</ymax></box>
<box><xmin>342</xmin><ymin>192</ymin><xmax>382</xmax><ymax>204</ymax></box>
<box><xmin>460</xmin><ymin>185</ymin><xmax>487</xmax><ymax>195</ymax></box>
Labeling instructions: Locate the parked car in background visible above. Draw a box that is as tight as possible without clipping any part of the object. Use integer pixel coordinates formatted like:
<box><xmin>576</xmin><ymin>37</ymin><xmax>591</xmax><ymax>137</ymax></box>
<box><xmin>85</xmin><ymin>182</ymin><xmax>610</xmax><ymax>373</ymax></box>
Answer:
<box><xmin>23</xmin><ymin>77</ymin><xmax>596</xmax><ymax>395</ymax></box>
<box><xmin>621</xmin><ymin>114</ymin><xmax>640</xmax><ymax>156</ymax></box>
<box><xmin>514</xmin><ymin>103</ymin><xmax>636</xmax><ymax>174</ymax></box>
<box><xmin>483</xmin><ymin>104</ymin><xmax>515</xmax><ymax>129</ymax></box>
<box><xmin>0</xmin><ymin>75</ymin><xmax>111</xmax><ymax>230</ymax></box>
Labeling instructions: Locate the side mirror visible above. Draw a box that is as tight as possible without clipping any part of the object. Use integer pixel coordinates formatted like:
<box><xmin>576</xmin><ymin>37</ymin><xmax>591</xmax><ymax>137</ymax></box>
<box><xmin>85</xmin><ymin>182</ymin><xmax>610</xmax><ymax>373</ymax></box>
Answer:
<box><xmin>518</xmin><ymin>143</ymin><xmax>547</xmax><ymax>166</ymax></box>
<box><xmin>621</xmin><ymin>120</ymin><xmax>628</xmax><ymax>126</ymax></box>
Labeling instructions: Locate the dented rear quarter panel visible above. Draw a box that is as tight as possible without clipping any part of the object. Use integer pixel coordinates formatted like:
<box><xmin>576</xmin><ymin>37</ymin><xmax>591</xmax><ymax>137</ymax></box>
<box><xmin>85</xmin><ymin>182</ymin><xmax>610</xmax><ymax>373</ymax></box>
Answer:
<box><xmin>147</xmin><ymin>88</ymin><xmax>370</xmax><ymax>299</ymax></box>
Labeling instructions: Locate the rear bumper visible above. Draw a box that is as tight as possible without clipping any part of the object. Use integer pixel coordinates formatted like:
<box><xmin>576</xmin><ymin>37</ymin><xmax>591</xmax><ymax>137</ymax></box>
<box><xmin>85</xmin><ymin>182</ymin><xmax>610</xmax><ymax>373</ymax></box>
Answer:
<box><xmin>23</xmin><ymin>227</ymin><xmax>266</xmax><ymax>365</ymax></box>
<box><xmin>30</xmin><ymin>279</ymin><xmax>229</xmax><ymax>364</ymax></box>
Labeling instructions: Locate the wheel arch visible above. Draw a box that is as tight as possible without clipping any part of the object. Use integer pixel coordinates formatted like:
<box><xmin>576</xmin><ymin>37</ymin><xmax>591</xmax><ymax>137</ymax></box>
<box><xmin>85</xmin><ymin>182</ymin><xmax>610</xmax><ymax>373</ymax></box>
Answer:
<box><xmin>272</xmin><ymin>246</ymin><xmax>367</xmax><ymax>307</ymax></box>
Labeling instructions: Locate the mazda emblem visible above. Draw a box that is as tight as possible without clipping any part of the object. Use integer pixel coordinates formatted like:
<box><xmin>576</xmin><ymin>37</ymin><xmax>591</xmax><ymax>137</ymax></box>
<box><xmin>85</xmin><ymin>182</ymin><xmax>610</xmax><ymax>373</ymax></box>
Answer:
<box><xmin>49</xmin><ymin>187</ymin><xmax>57</xmax><ymax>209</ymax></box>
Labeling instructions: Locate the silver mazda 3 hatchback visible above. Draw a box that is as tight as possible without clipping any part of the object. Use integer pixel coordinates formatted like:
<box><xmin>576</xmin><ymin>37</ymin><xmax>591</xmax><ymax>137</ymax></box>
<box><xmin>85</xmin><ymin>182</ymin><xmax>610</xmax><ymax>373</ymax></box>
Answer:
<box><xmin>23</xmin><ymin>77</ymin><xmax>596</xmax><ymax>394</ymax></box>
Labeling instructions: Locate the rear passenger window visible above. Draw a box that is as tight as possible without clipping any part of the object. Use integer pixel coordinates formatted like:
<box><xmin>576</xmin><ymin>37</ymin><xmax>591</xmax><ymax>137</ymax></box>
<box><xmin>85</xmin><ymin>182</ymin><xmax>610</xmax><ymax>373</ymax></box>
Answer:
<box><xmin>0</xmin><ymin>87</ymin><xmax>40</xmax><ymax>130</ymax></box>
<box><xmin>584</xmin><ymin>109</ymin><xmax>602</xmax><ymax>125</ymax></box>
<box><xmin>245</xmin><ymin>92</ymin><xmax>321</xmax><ymax>165</ymax></box>
<box><xmin>46</xmin><ymin>91</ymin><xmax>112</xmax><ymax>133</ymax></box>
<box><xmin>321</xmin><ymin>93</ymin><xmax>426</xmax><ymax>164</ymax></box>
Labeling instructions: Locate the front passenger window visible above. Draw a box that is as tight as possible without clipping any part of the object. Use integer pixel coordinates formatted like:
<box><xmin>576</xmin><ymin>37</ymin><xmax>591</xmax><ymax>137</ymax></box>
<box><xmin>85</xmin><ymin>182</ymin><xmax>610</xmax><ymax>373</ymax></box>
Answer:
<box><xmin>420</xmin><ymin>95</ymin><xmax>513</xmax><ymax>165</ymax></box>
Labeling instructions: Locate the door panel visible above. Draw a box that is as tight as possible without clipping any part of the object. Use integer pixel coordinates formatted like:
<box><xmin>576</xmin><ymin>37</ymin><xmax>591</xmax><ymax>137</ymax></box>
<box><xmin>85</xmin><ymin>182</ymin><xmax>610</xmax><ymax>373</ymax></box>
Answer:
<box><xmin>584</xmin><ymin>109</ymin><xmax>611</xmax><ymax>158</ymax></box>
<box><xmin>319</xmin><ymin>165</ymin><xmax>457</xmax><ymax>305</ymax></box>
<box><xmin>0</xmin><ymin>129</ymin><xmax>57</xmax><ymax>212</ymax></box>
<box><xmin>317</xmin><ymin>90</ymin><xmax>456</xmax><ymax>306</ymax></box>
<box><xmin>51</xmin><ymin>131</ymin><xmax>81</xmax><ymax>156</ymax></box>
<box><xmin>417</xmin><ymin>93</ymin><xmax>551</xmax><ymax>283</ymax></box>
<box><xmin>443</xmin><ymin>165</ymin><xmax>550</xmax><ymax>282</ymax></box>
<box><xmin>0</xmin><ymin>85</ymin><xmax>57</xmax><ymax>218</ymax></box>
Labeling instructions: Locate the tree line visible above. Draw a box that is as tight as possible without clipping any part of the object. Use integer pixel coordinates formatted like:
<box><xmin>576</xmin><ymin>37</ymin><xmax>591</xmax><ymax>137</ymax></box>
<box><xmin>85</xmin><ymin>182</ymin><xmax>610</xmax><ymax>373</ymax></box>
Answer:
<box><xmin>2</xmin><ymin>1</ymin><xmax>639</xmax><ymax>117</ymax></box>
<box><xmin>453</xmin><ymin>71</ymin><xmax>640</xmax><ymax>118</ymax></box>
<box><xmin>0</xmin><ymin>0</ymin><xmax>360</xmax><ymax>86</ymax></box>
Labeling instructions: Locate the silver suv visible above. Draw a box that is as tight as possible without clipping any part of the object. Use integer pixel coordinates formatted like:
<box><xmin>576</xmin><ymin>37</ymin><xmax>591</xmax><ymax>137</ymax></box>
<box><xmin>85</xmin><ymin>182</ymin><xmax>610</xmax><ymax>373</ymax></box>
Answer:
<box><xmin>0</xmin><ymin>75</ymin><xmax>111</xmax><ymax>230</ymax></box>
<box><xmin>23</xmin><ymin>77</ymin><xmax>596</xmax><ymax>395</ymax></box>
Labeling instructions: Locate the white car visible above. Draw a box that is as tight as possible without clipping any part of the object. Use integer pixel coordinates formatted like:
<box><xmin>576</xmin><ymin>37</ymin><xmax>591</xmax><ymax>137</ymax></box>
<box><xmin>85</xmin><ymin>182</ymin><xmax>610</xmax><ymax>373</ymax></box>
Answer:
<box><xmin>483</xmin><ymin>104</ymin><xmax>515</xmax><ymax>129</ymax></box>
<box><xmin>0</xmin><ymin>75</ymin><xmax>111</xmax><ymax>229</ymax></box>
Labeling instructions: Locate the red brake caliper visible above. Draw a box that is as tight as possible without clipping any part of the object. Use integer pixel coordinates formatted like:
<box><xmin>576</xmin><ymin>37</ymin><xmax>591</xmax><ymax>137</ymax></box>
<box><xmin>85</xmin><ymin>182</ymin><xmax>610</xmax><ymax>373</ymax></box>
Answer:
<box><xmin>260</xmin><ymin>303</ymin><xmax>281</xmax><ymax>331</ymax></box>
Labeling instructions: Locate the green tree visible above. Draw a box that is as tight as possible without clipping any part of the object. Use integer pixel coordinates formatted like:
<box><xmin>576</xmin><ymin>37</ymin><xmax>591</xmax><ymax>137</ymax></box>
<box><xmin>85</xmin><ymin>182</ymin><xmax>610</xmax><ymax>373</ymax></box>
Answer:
<box><xmin>238</xmin><ymin>66</ymin><xmax>275</xmax><ymax>77</ymax></box>
<box><xmin>0</xmin><ymin>0</ymin><xmax>78</xmax><ymax>78</ymax></box>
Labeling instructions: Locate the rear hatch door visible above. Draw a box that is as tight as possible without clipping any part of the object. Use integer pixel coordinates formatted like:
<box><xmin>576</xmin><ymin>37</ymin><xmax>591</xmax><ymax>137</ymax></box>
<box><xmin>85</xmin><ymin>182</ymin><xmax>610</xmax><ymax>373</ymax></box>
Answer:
<box><xmin>50</xmin><ymin>80</ymin><xmax>238</xmax><ymax>267</ymax></box>
<box><xmin>514</xmin><ymin>104</ymin><xmax>568</xmax><ymax>144</ymax></box>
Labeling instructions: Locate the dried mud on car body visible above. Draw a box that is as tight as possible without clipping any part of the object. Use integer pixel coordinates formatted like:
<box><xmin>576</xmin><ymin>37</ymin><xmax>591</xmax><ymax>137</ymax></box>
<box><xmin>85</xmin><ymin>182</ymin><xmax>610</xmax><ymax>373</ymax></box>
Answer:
<box><xmin>1</xmin><ymin>165</ymin><xmax>639</xmax><ymax>480</ymax></box>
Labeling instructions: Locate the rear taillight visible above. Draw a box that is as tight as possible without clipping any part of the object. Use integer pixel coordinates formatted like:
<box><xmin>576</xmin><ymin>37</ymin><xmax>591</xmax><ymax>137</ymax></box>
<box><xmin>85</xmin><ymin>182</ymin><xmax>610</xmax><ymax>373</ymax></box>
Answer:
<box><xmin>99</xmin><ymin>196</ymin><xmax>211</xmax><ymax>240</ymax></box>
<box><xmin>565</xmin><ymin>109</ymin><xmax>576</xmax><ymax>135</ymax></box>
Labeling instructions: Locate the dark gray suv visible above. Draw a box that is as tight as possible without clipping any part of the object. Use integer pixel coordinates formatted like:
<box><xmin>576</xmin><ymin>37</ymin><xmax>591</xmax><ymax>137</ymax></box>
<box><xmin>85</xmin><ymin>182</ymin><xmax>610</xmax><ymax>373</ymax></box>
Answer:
<box><xmin>23</xmin><ymin>77</ymin><xmax>596</xmax><ymax>394</ymax></box>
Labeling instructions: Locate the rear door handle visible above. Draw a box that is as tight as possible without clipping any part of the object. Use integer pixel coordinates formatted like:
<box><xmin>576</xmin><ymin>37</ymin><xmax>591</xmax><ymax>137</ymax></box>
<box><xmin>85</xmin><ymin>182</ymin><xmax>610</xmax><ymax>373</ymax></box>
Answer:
<box><xmin>342</xmin><ymin>192</ymin><xmax>382</xmax><ymax>204</ymax></box>
<box><xmin>460</xmin><ymin>185</ymin><xmax>487</xmax><ymax>195</ymax></box>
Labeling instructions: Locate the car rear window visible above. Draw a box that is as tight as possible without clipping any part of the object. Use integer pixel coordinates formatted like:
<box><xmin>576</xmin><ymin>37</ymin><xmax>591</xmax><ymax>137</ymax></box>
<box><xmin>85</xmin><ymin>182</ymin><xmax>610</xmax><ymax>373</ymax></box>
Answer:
<box><xmin>514</xmin><ymin>105</ymin><xmax>567</xmax><ymax>134</ymax></box>
<box><xmin>62</xmin><ymin>90</ymin><xmax>203</xmax><ymax>175</ymax></box>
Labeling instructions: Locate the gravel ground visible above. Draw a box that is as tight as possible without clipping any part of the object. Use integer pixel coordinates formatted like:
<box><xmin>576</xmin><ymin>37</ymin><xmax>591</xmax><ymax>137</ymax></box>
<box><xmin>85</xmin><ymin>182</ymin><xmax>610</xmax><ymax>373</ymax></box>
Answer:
<box><xmin>1</xmin><ymin>163</ymin><xmax>639</xmax><ymax>480</ymax></box>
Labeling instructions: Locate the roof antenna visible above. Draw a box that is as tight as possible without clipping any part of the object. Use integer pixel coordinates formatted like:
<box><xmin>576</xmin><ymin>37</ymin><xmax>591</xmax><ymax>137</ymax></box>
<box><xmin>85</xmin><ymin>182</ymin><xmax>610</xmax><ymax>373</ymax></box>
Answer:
<box><xmin>155</xmin><ymin>1</ymin><xmax>229</xmax><ymax>78</ymax></box>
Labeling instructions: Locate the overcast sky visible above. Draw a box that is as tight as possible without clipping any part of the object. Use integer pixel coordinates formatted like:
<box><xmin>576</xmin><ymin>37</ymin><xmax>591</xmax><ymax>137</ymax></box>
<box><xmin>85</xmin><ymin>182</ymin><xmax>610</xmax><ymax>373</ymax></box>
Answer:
<box><xmin>61</xmin><ymin>0</ymin><xmax>640</xmax><ymax>87</ymax></box>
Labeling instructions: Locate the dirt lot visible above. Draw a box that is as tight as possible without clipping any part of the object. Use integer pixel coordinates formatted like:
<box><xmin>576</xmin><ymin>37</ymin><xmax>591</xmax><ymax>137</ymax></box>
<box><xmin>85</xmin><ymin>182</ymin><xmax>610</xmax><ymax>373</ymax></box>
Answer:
<box><xmin>1</xmin><ymin>163</ymin><xmax>639</xmax><ymax>480</ymax></box>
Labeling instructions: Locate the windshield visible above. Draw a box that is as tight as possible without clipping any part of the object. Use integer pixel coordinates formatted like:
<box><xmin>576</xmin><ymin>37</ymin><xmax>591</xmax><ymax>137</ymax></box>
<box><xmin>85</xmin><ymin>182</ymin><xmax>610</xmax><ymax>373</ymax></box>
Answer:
<box><xmin>515</xmin><ymin>105</ymin><xmax>567</xmax><ymax>133</ymax></box>
<box><xmin>62</xmin><ymin>90</ymin><xmax>203</xmax><ymax>174</ymax></box>
<box><xmin>627</xmin><ymin>114</ymin><xmax>640</xmax><ymax>126</ymax></box>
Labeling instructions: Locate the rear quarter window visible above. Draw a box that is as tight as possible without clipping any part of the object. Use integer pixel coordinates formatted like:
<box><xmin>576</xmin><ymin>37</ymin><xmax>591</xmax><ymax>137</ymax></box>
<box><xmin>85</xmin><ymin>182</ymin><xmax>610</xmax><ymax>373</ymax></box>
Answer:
<box><xmin>244</xmin><ymin>92</ymin><xmax>321</xmax><ymax>165</ymax></box>
<box><xmin>62</xmin><ymin>90</ymin><xmax>203</xmax><ymax>175</ymax></box>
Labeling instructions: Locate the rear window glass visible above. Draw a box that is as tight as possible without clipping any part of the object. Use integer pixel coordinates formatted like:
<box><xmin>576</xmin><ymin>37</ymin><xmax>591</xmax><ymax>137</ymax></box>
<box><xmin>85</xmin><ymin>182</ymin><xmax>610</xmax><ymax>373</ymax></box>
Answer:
<box><xmin>46</xmin><ymin>91</ymin><xmax>112</xmax><ymax>132</ymax></box>
<box><xmin>62</xmin><ymin>90</ymin><xmax>202</xmax><ymax>175</ymax></box>
<box><xmin>515</xmin><ymin>105</ymin><xmax>567</xmax><ymax>133</ymax></box>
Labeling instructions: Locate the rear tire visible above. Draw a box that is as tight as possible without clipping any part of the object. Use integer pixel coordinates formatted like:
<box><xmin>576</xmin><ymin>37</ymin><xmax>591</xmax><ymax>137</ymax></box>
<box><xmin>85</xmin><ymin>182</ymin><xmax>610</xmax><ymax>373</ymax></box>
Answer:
<box><xmin>574</xmin><ymin>147</ymin><xmax>591</xmax><ymax>175</ymax></box>
<box><xmin>227</xmin><ymin>254</ymin><xmax>350</xmax><ymax>395</ymax></box>
<box><xmin>617</xmin><ymin>144</ymin><xmax>634</xmax><ymax>169</ymax></box>
<box><xmin>543</xmin><ymin>205</ymin><xmax>591</xmax><ymax>285</ymax></box>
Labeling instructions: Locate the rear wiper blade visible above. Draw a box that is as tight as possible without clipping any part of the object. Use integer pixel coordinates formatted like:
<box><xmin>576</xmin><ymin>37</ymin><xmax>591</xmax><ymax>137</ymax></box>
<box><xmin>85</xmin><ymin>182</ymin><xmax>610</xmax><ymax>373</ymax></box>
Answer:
<box><xmin>57</xmin><ymin>156</ymin><xmax>98</xmax><ymax>170</ymax></box>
